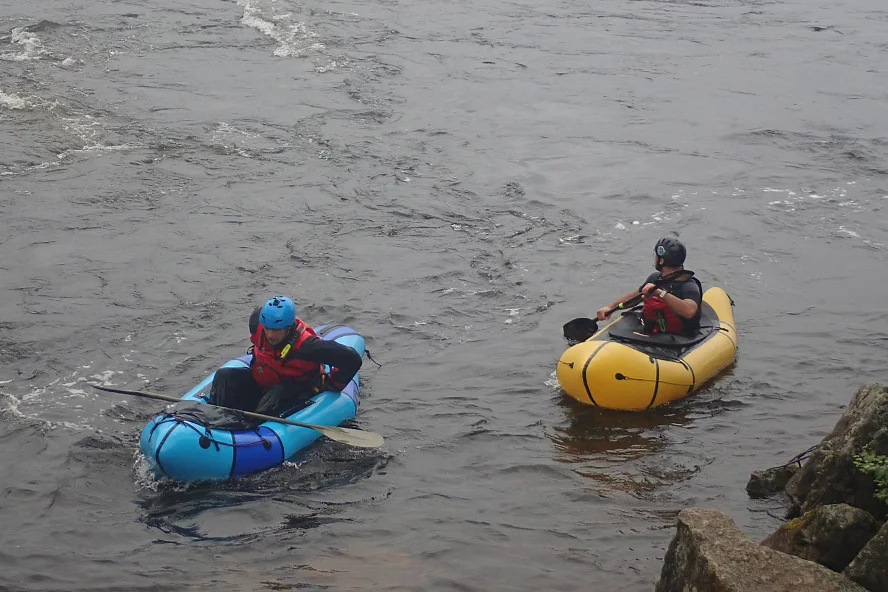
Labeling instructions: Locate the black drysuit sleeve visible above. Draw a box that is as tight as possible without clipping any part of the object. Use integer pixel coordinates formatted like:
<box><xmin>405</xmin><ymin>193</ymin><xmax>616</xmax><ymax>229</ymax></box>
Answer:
<box><xmin>285</xmin><ymin>335</ymin><xmax>363</xmax><ymax>390</ymax></box>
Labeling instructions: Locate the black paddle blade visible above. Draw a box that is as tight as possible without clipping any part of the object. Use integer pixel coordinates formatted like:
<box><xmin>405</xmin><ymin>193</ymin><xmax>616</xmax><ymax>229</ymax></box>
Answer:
<box><xmin>563</xmin><ymin>317</ymin><xmax>599</xmax><ymax>344</ymax></box>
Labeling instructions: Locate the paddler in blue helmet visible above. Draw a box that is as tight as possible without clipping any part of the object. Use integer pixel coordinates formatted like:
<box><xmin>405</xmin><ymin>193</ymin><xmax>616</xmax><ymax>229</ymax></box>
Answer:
<box><xmin>208</xmin><ymin>296</ymin><xmax>362</xmax><ymax>417</ymax></box>
<box><xmin>596</xmin><ymin>238</ymin><xmax>703</xmax><ymax>335</ymax></box>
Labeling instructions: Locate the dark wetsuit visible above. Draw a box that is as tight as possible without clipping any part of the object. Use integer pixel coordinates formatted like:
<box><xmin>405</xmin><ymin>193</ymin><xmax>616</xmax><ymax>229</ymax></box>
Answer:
<box><xmin>641</xmin><ymin>271</ymin><xmax>703</xmax><ymax>335</ymax></box>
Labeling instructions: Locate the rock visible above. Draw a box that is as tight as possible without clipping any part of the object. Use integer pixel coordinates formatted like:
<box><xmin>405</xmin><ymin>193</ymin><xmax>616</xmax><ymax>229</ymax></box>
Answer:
<box><xmin>761</xmin><ymin>504</ymin><xmax>880</xmax><ymax>572</ymax></box>
<box><xmin>785</xmin><ymin>384</ymin><xmax>888</xmax><ymax>519</ymax></box>
<box><xmin>655</xmin><ymin>508</ymin><xmax>866</xmax><ymax>592</ymax></box>
<box><xmin>844</xmin><ymin>522</ymin><xmax>888</xmax><ymax>592</ymax></box>
<box><xmin>747</xmin><ymin>464</ymin><xmax>799</xmax><ymax>498</ymax></box>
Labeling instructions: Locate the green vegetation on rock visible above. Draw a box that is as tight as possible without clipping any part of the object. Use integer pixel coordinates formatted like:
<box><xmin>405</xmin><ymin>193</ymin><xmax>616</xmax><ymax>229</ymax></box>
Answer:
<box><xmin>854</xmin><ymin>445</ymin><xmax>888</xmax><ymax>503</ymax></box>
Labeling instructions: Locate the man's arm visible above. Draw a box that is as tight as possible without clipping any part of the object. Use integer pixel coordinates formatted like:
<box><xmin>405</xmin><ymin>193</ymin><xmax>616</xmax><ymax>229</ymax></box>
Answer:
<box><xmin>659</xmin><ymin>291</ymin><xmax>699</xmax><ymax>319</ymax></box>
<box><xmin>663</xmin><ymin>280</ymin><xmax>701</xmax><ymax>319</ymax></box>
<box><xmin>291</xmin><ymin>337</ymin><xmax>363</xmax><ymax>390</ymax></box>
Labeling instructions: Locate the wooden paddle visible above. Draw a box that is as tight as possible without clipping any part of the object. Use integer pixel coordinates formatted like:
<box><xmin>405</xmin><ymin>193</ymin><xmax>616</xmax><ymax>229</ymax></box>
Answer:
<box><xmin>91</xmin><ymin>384</ymin><xmax>384</xmax><ymax>448</ymax></box>
<box><xmin>562</xmin><ymin>269</ymin><xmax>695</xmax><ymax>343</ymax></box>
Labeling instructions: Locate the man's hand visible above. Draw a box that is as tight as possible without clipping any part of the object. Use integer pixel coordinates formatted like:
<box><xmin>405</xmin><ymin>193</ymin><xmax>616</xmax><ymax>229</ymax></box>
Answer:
<box><xmin>640</xmin><ymin>282</ymin><xmax>658</xmax><ymax>298</ymax></box>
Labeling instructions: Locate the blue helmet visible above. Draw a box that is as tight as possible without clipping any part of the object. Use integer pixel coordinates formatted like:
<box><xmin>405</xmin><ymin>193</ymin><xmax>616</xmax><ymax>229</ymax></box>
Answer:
<box><xmin>260</xmin><ymin>296</ymin><xmax>296</xmax><ymax>328</ymax></box>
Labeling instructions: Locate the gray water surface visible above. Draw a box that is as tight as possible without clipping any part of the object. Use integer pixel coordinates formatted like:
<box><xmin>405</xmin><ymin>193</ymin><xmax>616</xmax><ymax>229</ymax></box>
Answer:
<box><xmin>1</xmin><ymin>0</ymin><xmax>887</xmax><ymax>590</ymax></box>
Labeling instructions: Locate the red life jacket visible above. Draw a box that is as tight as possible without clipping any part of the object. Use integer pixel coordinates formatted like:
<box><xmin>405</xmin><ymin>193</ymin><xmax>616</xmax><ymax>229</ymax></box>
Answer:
<box><xmin>250</xmin><ymin>319</ymin><xmax>322</xmax><ymax>389</ymax></box>
<box><xmin>641</xmin><ymin>296</ymin><xmax>684</xmax><ymax>334</ymax></box>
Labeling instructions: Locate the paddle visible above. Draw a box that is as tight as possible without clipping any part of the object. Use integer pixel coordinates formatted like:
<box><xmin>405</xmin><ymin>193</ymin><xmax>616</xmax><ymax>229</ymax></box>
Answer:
<box><xmin>90</xmin><ymin>384</ymin><xmax>384</xmax><ymax>449</ymax></box>
<box><xmin>562</xmin><ymin>269</ymin><xmax>696</xmax><ymax>343</ymax></box>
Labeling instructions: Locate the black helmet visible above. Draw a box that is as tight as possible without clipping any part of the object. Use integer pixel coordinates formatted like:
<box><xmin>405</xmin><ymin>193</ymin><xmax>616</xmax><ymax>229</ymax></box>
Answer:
<box><xmin>654</xmin><ymin>237</ymin><xmax>686</xmax><ymax>268</ymax></box>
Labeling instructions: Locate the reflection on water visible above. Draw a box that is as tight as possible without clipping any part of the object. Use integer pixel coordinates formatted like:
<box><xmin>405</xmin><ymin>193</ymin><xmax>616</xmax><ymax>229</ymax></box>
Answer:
<box><xmin>135</xmin><ymin>445</ymin><xmax>391</xmax><ymax>540</ymax></box>
<box><xmin>549</xmin><ymin>376</ymin><xmax>745</xmax><ymax>497</ymax></box>
<box><xmin>550</xmin><ymin>392</ymin><xmax>693</xmax><ymax>457</ymax></box>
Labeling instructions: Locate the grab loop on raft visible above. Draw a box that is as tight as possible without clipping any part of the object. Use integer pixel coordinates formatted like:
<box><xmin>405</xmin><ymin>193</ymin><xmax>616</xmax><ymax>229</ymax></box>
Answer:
<box><xmin>365</xmin><ymin>349</ymin><xmax>382</xmax><ymax>368</ymax></box>
<box><xmin>171</xmin><ymin>415</ymin><xmax>222</xmax><ymax>451</ymax></box>
<box><xmin>613</xmin><ymin>373</ymin><xmax>693</xmax><ymax>389</ymax></box>
<box><xmin>154</xmin><ymin>410</ymin><xmax>274</xmax><ymax>451</ymax></box>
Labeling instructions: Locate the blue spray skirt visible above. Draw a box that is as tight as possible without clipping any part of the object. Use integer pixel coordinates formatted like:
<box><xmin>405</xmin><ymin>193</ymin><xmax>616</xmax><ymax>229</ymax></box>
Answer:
<box><xmin>139</xmin><ymin>324</ymin><xmax>364</xmax><ymax>482</ymax></box>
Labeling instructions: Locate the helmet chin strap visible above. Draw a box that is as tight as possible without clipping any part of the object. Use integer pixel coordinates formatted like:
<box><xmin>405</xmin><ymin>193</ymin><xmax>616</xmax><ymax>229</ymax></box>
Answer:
<box><xmin>278</xmin><ymin>322</ymin><xmax>303</xmax><ymax>360</ymax></box>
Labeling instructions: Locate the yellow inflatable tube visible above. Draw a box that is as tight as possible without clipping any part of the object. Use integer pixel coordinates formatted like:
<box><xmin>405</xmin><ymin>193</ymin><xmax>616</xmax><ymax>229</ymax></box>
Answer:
<box><xmin>556</xmin><ymin>287</ymin><xmax>737</xmax><ymax>410</ymax></box>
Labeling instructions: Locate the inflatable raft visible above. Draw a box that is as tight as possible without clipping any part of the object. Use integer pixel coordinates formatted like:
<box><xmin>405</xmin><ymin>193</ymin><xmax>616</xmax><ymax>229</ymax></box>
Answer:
<box><xmin>556</xmin><ymin>288</ymin><xmax>737</xmax><ymax>410</ymax></box>
<box><xmin>139</xmin><ymin>324</ymin><xmax>363</xmax><ymax>482</ymax></box>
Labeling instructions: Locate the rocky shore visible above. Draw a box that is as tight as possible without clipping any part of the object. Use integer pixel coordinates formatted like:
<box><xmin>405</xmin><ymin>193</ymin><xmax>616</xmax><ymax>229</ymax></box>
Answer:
<box><xmin>655</xmin><ymin>383</ymin><xmax>888</xmax><ymax>592</ymax></box>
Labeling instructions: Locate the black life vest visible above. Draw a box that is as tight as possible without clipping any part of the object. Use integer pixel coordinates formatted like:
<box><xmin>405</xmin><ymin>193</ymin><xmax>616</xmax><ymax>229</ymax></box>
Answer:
<box><xmin>641</xmin><ymin>275</ymin><xmax>703</xmax><ymax>336</ymax></box>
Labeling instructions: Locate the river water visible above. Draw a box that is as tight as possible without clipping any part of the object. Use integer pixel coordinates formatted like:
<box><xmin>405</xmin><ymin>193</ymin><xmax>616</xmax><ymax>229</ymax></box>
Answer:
<box><xmin>1</xmin><ymin>0</ymin><xmax>886</xmax><ymax>589</ymax></box>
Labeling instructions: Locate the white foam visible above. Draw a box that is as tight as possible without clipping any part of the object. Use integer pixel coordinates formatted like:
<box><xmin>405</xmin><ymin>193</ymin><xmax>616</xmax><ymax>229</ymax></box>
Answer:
<box><xmin>211</xmin><ymin>121</ymin><xmax>257</xmax><ymax>158</ymax></box>
<box><xmin>316</xmin><ymin>59</ymin><xmax>347</xmax><ymax>73</ymax></box>
<box><xmin>55</xmin><ymin>115</ymin><xmax>134</xmax><ymax>159</ymax></box>
<box><xmin>89</xmin><ymin>370</ymin><xmax>123</xmax><ymax>384</ymax></box>
<box><xmin>133</xmin><ymin>452</ymin><xmax>166</xmax><ymax>491</ymax></box>
<box><xmin>1</xmin><ymin>161</ymin><xmax>55</xmax><ymax>176</ymax></box>
<box><xmin>0</xmin><ymin>27</ymin><xmax>59</xmax><ymax>62</ymax></box>
<box><xmin>2</xmin><ymin>93</ymin><xmax>82</xmax><ymax>168</ymax></box>
<box><xmin>236</xmin><ymin>0</ymin><xmax>324</xmax><ymax>57</ymax></box>
<box><xmin>0</xmin><ymin>90</ymin><xmax>28</xmax><ymax>110</ymax></box>
<box><xmin>544</xmin><ymin>371</ymin><xmax>561</xmax><ymax>391</ymax></box>
<box><xmin>0</xmin><ymin>391</ymin><xmax>26</xmax><ymax>420</ymax></box>
<box><xmin>57</xmin><ymin>144</ymin><xmax>133</xmax><ymax>160</ymax></box>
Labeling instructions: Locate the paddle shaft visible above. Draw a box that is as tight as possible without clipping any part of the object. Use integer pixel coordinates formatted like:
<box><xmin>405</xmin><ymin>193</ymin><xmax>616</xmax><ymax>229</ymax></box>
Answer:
<box><xmin>562</xmin><ymin>270</ymin><xmax>696</xmax><ymax>343</ymax></box>
<box><xmin>90</xmin><ymin>384</ymin><xmax>384</xmax><ymax>448</ymax></box>
<box><xmin>605</xmin><ymin>269</ymin><xmax>695</xmax><ymax>316</ymax></box>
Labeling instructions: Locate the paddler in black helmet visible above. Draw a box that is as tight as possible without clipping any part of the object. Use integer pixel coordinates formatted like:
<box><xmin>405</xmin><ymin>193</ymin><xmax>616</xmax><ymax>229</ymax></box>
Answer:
<box><xmin>596</xmin><ymin>237</ymin><xmax>703</xmax><ymax>335</ymax></box>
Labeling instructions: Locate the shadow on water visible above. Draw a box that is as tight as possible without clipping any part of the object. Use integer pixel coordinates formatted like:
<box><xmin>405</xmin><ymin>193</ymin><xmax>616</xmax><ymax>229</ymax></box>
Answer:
<box><xmin>551</xmin><ymin>398</ymin><xmax>688</xmax><ymax>458</ymax></box>
<box><xmin>548</xmin><ymin>370</ymin><xmax>746</xmax><ymax>498</ymax></box>
<box><xmin>134</xmin><ymin>443</ymin><xmax>393</xmax><ymax>541</ymax></box>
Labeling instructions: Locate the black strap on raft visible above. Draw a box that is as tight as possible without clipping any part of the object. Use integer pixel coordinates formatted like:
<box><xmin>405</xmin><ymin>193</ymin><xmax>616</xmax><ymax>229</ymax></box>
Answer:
<box><xmin>365</xmin><ymin>349</ymin><xmax>382</xmax><ymax>368</ymax></box>
<box><xmin>614</xmin><ymin>372</ymin><xmax>693</xmax><ymax>388</ymax></box>
<box><xmin>149</xmin><ymin>411</ymin><xmax>274</xmax><ymax>451</ymax></box>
